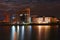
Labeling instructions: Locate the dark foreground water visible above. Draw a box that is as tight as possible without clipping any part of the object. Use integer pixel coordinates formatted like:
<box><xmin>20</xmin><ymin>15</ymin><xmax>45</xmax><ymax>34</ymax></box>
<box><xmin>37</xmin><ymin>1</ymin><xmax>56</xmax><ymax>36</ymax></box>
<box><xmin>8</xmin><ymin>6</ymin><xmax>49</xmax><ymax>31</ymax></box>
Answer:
<box><xmin>0</xmin><ymin>25</ymin><xmax>60</xmax><ymax>40</ymax></box>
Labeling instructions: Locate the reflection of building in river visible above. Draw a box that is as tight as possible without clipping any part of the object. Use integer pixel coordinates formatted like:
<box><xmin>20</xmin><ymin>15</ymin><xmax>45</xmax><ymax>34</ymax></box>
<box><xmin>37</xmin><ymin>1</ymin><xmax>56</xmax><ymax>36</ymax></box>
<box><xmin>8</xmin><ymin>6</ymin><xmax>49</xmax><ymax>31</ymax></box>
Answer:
<box><xmin>31</xmin><ymin>25</ymin><xmax>51</xmax><ymax>40</ymax></box>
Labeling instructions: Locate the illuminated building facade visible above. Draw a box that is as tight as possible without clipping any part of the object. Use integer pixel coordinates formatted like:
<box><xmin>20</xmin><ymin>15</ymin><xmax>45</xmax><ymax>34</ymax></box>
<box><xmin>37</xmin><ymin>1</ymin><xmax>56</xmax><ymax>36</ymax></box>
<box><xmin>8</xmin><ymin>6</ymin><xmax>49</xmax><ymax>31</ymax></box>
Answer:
<box><xmin>31</xmin><ymin>16</ymin><xmax>59</xmax><ymax>24</ymax></box>
<box><xmin>0</xmin><ymin>7</ymin><xmax>59</xmax><ymax>24</ymax></box>
<box><xmin>1</xmin><ymin>11</ymin><xmax>10</xmax><ymax>22</ymax></box>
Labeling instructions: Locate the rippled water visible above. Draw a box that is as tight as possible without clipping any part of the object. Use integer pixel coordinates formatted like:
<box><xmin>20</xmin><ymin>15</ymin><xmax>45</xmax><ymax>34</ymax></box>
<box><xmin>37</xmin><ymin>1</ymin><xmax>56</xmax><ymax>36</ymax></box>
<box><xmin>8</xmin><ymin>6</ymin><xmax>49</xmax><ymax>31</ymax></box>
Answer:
<box><xmin>0</xmin><ymin>25</ymin><xmax>59</xmax><ymax>40</ymax></box>
<box><xmin>10</xmin><ymin>25</ymin><xmax>59</xmax><ymax>40</ymax></box>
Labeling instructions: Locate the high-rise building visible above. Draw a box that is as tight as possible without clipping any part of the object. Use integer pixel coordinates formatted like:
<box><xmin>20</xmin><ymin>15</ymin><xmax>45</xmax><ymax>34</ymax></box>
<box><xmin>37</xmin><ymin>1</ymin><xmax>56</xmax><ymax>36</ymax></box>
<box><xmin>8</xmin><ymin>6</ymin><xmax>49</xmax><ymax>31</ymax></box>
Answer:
<box><xmin>17</xmin><ymin>7</ymin><xmax>30</xmax><ymax>24</ymax></box>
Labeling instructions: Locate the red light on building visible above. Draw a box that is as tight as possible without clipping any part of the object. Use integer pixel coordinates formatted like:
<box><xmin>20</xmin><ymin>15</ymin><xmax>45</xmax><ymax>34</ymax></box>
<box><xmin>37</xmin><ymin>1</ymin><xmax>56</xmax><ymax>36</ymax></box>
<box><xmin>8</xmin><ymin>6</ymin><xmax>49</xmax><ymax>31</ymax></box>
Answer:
<box><xmin>3</xmin><ymin>11</ymin><xmax>10</xmax><ymax>22</ymax></box>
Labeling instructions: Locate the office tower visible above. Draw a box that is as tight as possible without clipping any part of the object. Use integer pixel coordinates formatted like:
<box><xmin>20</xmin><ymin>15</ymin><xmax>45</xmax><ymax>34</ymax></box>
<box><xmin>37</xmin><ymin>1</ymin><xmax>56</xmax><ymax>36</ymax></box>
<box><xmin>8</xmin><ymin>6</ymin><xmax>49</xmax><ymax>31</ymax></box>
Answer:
<box><xmin>17</xmin><ymin>7</ymin><xmax>30</xmax><ymax>24</ymax></box>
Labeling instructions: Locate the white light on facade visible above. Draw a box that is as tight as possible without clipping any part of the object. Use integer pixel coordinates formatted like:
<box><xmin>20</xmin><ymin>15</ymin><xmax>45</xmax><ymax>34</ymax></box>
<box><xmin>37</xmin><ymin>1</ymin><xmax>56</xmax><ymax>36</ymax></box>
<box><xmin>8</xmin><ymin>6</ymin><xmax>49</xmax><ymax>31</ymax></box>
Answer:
<box><xmin>32</xmin><ymin>17</ymin><xmax>51</xmax><ymax>24</ymax></box>
<box><xmin>20</xmin><ymin>14</ymin><xmax>23</xmax><ymax>16</ymax></box>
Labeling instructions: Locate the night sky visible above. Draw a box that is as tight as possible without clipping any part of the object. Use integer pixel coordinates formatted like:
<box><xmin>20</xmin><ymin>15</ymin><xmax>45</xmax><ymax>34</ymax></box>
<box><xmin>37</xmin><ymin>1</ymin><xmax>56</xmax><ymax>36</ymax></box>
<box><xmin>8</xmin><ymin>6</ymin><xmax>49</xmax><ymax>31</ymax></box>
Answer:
<box><xmin>0</xmin><ymin>0</ymin><xmax>60</xmax><ymax>20</ymax></box>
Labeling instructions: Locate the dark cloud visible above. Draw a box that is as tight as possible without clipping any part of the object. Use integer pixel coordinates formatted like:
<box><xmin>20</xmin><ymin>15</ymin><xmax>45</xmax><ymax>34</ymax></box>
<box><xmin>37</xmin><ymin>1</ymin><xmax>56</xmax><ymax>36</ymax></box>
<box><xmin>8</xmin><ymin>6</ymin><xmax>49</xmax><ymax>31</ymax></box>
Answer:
<box><xmin>0</xmin><ymin>0</ymin><xmax>60</xmax><ymax>19</ymax></box>
<box><xmin>0</xmin><ymin>0</ymin><xmax>60</xmax><ymax>3</ymax></box>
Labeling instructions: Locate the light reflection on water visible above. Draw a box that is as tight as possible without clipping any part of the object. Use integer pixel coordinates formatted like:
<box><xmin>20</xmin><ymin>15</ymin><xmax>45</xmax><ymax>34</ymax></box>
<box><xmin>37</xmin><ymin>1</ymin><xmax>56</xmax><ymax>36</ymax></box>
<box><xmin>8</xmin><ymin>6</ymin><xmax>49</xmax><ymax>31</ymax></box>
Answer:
<box><xmin>17</xmin><ymin>25</ymin><xmax>19</xmax><ymax>40</ymax></box>
<box><xmin>32</xmin><ymin>25</ymin><xmax>51</xmax><ymax>40</ymax></box>
<box><xmin>21</xmin><ymin>26</ymin><xmax>24</xmax><ymax>40</ymax></box>
<box><xmin>11</xmin><ymin>25</ymin><xmax>16</xmax><ymax>40</ymax></box>
<box><xmin>36</xmin><ymin>25</ymin><xmax>51</xmax><ymax>40</ymax></box>
<box><xmin>11</xmin><ymin>25</ymin><xmax>58</xmax><ymax>40</ymax></box>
